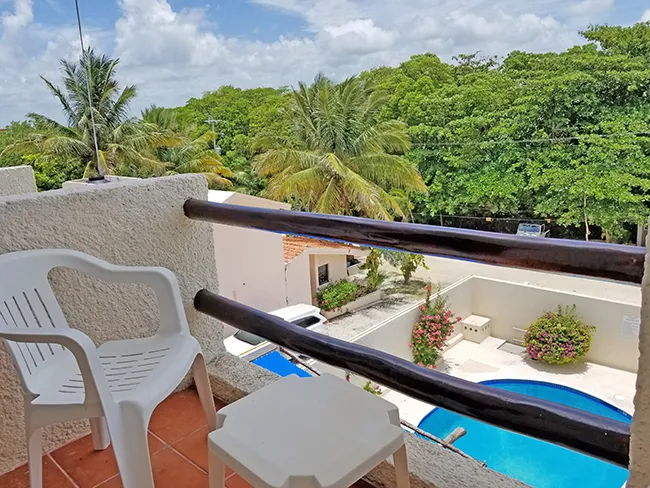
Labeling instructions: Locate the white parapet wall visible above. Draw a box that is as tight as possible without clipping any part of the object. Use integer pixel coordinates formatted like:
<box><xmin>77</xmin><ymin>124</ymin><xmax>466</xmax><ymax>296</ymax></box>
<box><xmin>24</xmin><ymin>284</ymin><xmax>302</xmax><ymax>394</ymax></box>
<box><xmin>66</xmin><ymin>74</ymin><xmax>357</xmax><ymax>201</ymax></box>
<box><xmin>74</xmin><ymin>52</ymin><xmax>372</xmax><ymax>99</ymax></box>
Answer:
<box><xmin>311</xmin><ymin>275</ymin><xmax>640</xmax><ymax>378</ymax></box>
<box><xmin>311</xmin><ymin>278</ymin><xmax>473</xmax><ymax>374</ymax></box>
<box><xmin>0</xmin><ymin>174</ymin><xmax>221</xmax><ymax>474</ymax></box>
<box><xmin>0</xmin><ymin>165</ymin><xmax>37</xmax><ymax>197</ymax></box>
<box><xmin>470</xmin><ymin>276</ymin><xmax>640</xmax><ymax>373</ymax></box>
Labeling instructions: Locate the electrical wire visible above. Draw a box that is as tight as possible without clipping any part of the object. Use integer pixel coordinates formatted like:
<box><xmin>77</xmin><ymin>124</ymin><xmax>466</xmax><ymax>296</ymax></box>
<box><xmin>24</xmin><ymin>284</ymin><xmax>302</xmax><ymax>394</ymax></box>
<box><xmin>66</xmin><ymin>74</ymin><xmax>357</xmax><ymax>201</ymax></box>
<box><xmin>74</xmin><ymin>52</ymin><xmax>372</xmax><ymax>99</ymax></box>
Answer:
<box><xmin>440</xmin><ymin>215</ymin><xmax>552</xmax><ymax>222</ymax></box>
<box><xmin>74</xmin><ymin>0</ymin><xmax>103</xmax><ymax>178</ymax></box>
<box><xmin>410</xmin><ymin>131</ymin><xmax>650</xmax><ymax>148</ymax></box>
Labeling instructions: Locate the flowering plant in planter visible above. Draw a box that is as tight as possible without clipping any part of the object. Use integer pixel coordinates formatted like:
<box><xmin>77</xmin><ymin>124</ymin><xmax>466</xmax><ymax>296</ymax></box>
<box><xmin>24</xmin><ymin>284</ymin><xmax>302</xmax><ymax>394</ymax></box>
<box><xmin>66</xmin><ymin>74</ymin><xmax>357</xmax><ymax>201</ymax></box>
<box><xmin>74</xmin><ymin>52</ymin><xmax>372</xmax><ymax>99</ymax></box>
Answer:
<box><xmin>410</xmin><ymin>283</ymin><xmax>460</xmax><ymax>368</ymax></box>
<box><xmin>524</xmin><ymin>305</ymin><xmax>594</xmax><ymax>364</ymax></box>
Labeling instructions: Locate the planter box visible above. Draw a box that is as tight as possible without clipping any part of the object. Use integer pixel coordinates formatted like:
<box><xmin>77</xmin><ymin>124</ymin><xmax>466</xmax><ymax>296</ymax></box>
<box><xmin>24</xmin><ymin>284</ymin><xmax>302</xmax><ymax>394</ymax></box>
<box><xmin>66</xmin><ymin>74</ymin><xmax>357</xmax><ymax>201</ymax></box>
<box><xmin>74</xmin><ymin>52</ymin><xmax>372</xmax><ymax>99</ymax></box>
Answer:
<box><xmin>322</xmin><ymin>290</ymin><xmax>383</xmax><ymax>320</ymax></box>
<box><xmin>347</xmin><ymin>290</ymin><xmax>383</xmax><ymax>312</ymax></box>
<box><xmin>323</xmin><ymin>308</ymin><xmax>347</xmax><ymax>320</ymax></box>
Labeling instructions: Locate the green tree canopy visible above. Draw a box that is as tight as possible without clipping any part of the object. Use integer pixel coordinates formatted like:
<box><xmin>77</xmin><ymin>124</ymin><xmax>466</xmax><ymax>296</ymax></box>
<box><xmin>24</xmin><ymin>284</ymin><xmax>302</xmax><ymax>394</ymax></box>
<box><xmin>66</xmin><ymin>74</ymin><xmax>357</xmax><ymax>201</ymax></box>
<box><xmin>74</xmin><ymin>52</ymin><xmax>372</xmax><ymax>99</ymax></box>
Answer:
<box><xmin>253</xmin><ymin>76</ymin><xmax>427</xmax><ymax>220</ymax></box>
<box><xmin>141</xmin><ymin>106</ymin><xmax>232</xmax><ymax>187</ymax></box>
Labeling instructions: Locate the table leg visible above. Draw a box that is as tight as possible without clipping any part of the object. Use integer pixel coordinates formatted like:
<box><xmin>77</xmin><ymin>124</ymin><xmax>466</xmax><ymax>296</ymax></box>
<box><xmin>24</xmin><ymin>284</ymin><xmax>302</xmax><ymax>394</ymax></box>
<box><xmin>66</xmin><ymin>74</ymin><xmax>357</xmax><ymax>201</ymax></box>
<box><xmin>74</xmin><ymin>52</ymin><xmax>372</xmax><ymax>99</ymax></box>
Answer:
<box><xmin>393</xmin><ymin>445</ymin><xmax>410</xmax><ymax>488</ymax></box>
<box><xmin>208</xmin><ymin>450</ymin><xmax>226</xmax><ymax>488</ymax></box>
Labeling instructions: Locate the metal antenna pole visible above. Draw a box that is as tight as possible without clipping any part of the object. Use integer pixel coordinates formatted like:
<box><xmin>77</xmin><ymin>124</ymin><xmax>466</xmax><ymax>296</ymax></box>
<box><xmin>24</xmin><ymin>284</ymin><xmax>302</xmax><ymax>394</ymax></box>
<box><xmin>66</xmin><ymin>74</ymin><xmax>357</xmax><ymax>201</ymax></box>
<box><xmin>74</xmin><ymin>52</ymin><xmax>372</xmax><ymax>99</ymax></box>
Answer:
<box><xmin>75</xmin><ymin>0</ymin><xmax>103</xmax><ymax>180</ymax></box>
<box><xmin>204</xmin><ymin>117</ymin><xmax>222</xmax><ymax>153</ymax></box>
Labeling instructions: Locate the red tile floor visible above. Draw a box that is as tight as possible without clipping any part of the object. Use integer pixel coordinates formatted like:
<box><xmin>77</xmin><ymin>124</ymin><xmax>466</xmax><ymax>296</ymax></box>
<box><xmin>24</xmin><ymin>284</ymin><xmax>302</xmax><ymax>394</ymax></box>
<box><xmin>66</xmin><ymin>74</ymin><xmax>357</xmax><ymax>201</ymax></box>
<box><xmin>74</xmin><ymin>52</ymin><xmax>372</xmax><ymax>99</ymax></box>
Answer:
<box><xmin>0</xmin><ymin>388</ymin><xmax>373</xmax><ymax>488</ymax></box>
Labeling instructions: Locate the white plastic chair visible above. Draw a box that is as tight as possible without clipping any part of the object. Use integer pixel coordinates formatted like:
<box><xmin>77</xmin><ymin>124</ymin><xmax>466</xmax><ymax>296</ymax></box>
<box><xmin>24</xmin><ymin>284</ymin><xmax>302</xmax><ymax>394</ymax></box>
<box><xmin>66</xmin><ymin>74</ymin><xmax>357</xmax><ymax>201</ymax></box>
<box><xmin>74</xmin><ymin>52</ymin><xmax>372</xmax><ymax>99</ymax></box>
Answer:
<box><xmin>0</xmin><ymin>249</ymin><xmax>218</xmax><ymax>488</ymax></box>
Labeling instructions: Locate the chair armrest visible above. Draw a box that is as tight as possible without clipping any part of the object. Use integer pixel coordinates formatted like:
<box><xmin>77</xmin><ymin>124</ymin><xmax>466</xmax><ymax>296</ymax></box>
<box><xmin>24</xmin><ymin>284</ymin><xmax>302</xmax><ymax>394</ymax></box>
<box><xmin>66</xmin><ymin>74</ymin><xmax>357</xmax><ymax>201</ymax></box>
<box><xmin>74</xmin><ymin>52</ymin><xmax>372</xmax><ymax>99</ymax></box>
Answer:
<box><xmin>0</xmin><ymin>327</ymin><xmax>111</xmax><ymax>404</ymax></box>
<box><xmin>55</xmin><ymin>252</ymin><xmax>189</xmax><ymax>336</ymax></box>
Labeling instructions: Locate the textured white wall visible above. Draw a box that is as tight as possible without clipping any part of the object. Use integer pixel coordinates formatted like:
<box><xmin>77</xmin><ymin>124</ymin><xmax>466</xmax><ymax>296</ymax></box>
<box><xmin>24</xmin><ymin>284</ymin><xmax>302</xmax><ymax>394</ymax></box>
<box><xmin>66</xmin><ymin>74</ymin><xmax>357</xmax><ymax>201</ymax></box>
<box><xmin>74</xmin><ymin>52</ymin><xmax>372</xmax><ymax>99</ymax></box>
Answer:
<box><xmin>0</xmin><ymin>165</ymin><xmax>37</xmax><ymax>197</ymax></box>
<box><xmin>0</xmin><ymin>175</ymin><xmax>220</xmax><ymax>473</ymax></box>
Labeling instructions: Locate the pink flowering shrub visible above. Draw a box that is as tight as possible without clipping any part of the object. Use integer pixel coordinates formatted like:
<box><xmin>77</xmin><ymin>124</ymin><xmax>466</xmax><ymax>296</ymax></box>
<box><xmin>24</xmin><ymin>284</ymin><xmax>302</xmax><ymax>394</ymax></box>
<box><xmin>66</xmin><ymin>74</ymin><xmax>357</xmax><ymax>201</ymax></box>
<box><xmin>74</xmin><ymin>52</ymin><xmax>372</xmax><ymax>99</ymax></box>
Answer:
<box><xmin>524</xmin><ymin>306</ymin><xmax>594</xmax><ymax>364</ymax></box>
<box><xmin>410</xmin><ymin>283</ymin><xmax>460</xmax><ymax>368</ymax></box>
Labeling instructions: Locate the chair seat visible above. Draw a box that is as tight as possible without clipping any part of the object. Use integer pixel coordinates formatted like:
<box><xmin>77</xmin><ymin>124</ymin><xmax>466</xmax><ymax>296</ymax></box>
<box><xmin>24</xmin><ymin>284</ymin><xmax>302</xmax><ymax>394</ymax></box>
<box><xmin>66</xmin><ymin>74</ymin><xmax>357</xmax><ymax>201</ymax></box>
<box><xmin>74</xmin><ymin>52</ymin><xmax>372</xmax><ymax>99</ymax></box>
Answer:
<box><xmin>208</xmin><ymin>374</ymin><xmax>405</xmax><ymax>488</ymax></box>
<box><xmin>31</xmin><ymin>334</ymin><xmax>200</xmax><ymax>406</ymax></box>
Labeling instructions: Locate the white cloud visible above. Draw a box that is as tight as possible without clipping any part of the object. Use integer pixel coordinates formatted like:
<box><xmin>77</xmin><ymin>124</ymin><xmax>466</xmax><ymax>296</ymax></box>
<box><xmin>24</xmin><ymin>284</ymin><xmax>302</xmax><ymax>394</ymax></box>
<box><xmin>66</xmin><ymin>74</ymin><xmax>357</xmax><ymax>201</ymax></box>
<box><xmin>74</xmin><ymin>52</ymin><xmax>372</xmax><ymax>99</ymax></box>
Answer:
<box><xmin>1</xmin><ymin>0</ymin><xmax>32</xmax><ymax>33</ymax></box>
<box><xmin>319</xmin><ymin>19</ymin><xmax>396</xmax><ymax>55</ymax></box>
<box><xmin>568</xmin><ymin>0</ymin><xmax>613</xmax><ymax>16</ymax></box>
<box><xmin>0</xmin><ymin>0</ymin><xmax>626</xmax><ymax>125</ymax></box>
<box><xmin>641</xmin><ymin>10</ymin><xmax>650</xmax><ymax>22</ymax></box>
<box><xmin>115</xmin><ymin>0</ymin><xmax>226</xmax><ymax>67</ymax></box>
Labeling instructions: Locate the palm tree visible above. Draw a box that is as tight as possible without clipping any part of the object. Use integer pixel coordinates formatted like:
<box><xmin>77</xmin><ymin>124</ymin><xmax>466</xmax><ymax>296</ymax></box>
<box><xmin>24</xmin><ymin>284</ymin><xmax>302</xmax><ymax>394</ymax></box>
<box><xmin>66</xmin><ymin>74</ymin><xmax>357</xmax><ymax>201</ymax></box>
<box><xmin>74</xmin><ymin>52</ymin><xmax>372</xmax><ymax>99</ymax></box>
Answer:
<box><xmin>253</xmin><ymin>76</ymin><xmax>427</xmax><ymax>220</ymax></box>
<box><xmin>141</xmin><ymin>106</ymin><xmax>233</xmax><ymax>187</ymax></box>
<box><xmin>3</xmin><ymin>49</ymin><xmax>162</xmax><ymax>177</ymax></box>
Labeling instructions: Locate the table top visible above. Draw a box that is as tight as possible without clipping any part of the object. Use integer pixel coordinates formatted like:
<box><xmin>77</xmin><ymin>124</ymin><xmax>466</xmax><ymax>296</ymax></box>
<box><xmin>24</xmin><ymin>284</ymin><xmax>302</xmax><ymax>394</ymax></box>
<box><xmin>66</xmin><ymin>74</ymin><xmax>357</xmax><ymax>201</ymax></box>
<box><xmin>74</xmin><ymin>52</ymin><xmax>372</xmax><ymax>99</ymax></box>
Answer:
<box><xmin>208</xmin><ymin>374</ymin><xmax>405</xmax><ymax>488</ymax></box>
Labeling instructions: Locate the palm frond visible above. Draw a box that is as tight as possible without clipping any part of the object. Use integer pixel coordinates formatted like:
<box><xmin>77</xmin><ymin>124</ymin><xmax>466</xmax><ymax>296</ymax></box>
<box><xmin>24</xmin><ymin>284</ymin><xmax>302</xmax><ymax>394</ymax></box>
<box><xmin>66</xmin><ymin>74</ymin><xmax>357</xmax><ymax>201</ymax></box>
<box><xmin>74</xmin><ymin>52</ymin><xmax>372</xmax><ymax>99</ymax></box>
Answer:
<box><xmin>253</xmin><ymin>149</ymin><xmax>320</xmax><ymax>176</ymax></box>
<box><xmin>341</xmin><ymin>168</ymin><xmax>393</xmax><ymax>220</ymax></box>
<box><xmin>347</xmin><ymin>154</ymin><xmax>427</xmax><ymax>192</ymax></box>
<box><xmin>265</xmin><ymin>166</ymin><xmax>325</xmax><ymax>205</ymax></box>
<box><xmin>314</xmin><ymin>178</ymin><xmax>343</xmax><ymax>214</ymax></box>
<box><xmin>39</xmin><ymin>76</ymin><xmax>76</xmax><ymax>125</ymax></box>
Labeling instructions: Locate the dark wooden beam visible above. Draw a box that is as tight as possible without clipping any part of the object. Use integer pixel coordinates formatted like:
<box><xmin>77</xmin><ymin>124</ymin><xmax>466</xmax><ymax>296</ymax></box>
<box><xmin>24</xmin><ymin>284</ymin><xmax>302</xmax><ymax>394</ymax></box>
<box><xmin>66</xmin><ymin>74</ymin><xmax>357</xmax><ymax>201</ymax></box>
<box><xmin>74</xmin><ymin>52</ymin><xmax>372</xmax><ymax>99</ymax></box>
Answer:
<box><xmin>195</xmin><ymin>290</ymin><xmax>630</xmax><ymax>467</ymax></box>
<box><xmin>184</xmin><ymin>199</ymin><xmax>645</xmax><ymax>284</ymax></box>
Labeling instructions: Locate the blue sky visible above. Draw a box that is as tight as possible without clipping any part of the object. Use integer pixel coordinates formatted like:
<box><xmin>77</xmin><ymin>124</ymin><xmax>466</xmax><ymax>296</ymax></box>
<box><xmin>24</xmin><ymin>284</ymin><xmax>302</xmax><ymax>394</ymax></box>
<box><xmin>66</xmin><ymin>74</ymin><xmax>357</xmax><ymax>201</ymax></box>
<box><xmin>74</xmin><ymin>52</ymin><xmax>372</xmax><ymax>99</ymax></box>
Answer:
<box><xmin>34</xmin><ymin>0</ymin><xmax>310</xmax><ymax>43</ymax></box>
<box><xmin>0</xmin><ymin>0</ymin><xmax>648</xmax><ymax>125</ymax></box>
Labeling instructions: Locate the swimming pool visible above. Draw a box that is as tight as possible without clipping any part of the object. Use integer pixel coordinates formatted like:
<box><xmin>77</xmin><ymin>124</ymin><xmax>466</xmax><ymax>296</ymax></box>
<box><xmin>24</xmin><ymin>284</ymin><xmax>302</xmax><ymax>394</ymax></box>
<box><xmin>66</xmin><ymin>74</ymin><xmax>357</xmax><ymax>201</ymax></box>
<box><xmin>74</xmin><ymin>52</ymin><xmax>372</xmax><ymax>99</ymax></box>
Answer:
<box><xmin>417</xmin><ymin>379</ymin><xmax>631</xmax><ymax>488</ymax></box>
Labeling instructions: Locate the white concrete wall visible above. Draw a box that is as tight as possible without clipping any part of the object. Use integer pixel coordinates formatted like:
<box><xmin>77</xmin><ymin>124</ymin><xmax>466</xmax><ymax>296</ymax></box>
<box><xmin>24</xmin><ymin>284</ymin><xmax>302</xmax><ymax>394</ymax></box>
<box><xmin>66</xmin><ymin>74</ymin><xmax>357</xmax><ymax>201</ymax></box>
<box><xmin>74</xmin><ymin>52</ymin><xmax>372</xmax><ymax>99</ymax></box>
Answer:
<box><xmin>313</xmin><ymin>279</ymin><xmax>472</xmax><ymax>369</ymax></box>
<box><xmin>213</xmin><ymin>223</ymin><xmax>286</xmax><ymax>322</ymax></box>
<box><xmin>0</xmin><ymin>165</ymin><xmax>37</xmax><ymax>197</ymax></box>
<box><xmin>313</xmin><ymin>276</ymin><xmax>639</xmax><ymax>375</ymax></box>
<box><xmin>0</xmin><ymin>175</ymin><xmax>220</xmax><ymax>473</ymax></box>
<box><xmin>61</xmin><ymin>176</ymin><xmax>143</xmax><ymax>192</ymax></box>
<box><xmin>285</xmin><ymin>252</ymin><xmax>312</xmax><ymax>306</ymax></box>
<box><xmin>209</xmin><ymin>190</ymin><xmax>291</xmax><ymax>337</ymax></box>
<box><xmin>315</xmin><ymin>254</ymin><xmax>349</xmax><ymax>286</ymax></box>
<box><xmin>471</xmin><ymin>277</ymin><xmax>641</xmax><ymax>372</ymax></box>
<box><xmin>347</xmin><ymin>278</ymin><xmax>472</xmax><ymax>360</ymax></box>
<box><xmin>210</xmin><ymin>191</ymin><xmax>289</xmax><ymax>337</ymax></box>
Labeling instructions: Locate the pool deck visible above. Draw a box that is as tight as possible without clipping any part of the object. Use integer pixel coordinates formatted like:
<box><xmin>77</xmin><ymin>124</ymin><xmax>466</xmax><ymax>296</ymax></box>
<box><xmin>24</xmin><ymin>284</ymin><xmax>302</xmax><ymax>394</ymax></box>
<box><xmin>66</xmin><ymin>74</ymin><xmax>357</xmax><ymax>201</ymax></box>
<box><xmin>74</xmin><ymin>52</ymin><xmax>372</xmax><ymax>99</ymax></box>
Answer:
<box><xmin>383</xmin><ymin>337</ymin><xmax>637</xmax><ymax>426</ymax></box>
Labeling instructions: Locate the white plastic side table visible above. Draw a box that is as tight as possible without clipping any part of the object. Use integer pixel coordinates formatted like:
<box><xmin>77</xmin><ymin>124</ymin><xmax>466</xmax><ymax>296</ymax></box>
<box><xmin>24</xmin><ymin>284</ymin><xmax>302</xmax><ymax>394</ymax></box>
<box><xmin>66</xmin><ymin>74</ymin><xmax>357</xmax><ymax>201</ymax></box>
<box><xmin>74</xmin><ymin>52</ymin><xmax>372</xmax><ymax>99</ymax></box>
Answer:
<box><xmin>208</xmin><ymin>374</ymin><xmax>410</xmax><ymax>488</ymax></box>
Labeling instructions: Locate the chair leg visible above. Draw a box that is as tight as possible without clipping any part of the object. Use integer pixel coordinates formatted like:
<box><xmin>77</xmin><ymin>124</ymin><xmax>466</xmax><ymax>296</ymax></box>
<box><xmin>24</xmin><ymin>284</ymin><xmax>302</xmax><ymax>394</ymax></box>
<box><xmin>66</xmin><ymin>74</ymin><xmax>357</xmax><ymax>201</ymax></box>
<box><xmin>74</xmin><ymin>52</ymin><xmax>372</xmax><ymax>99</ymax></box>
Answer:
<box><xmin>106</xmin><ymin>404</ymin><xmax>154</xmax><ymax>488</ymax></box>
<box><xmin>90</xmin><ymin>417</ymin><xmax>110</xmax><ymax>450</ymax></box>
<box><xmin>26</xmin><ymin>427</ymin><xmax>42</xmax><ymax>488</ymax></box>
<box><xmin>192</xmin><ymin>353</ymin><xmax>218</xmax><ymax>431</ymax></box>
<box><xmin>393</xmin><ymin>445</ymin><xmax>410</xmax><ymax>488</ymax></box>
<box><xmin>208</xmin><ymin>448</ymin><xmax>226</xmax><ymax>488</ymax></box>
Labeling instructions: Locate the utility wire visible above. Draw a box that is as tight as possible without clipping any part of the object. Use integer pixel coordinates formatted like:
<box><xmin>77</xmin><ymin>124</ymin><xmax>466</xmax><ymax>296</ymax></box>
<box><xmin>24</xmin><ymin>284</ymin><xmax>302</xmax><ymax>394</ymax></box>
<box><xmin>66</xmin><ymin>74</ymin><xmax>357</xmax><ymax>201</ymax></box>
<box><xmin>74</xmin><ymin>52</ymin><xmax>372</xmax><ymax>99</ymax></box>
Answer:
<box><xmin>410</xmin><ymin>131</ymin><xmax>650</xmax><ymax>148</ymax></box>
<box><xmin>74</xmin><ymin>0</ymin><xmax>103</xmax><ymax>178</ymax></box>
<box><xmin>441</xmin><ymin>215</ymin><xmax>552</xmax><ymax>222</ymax></box>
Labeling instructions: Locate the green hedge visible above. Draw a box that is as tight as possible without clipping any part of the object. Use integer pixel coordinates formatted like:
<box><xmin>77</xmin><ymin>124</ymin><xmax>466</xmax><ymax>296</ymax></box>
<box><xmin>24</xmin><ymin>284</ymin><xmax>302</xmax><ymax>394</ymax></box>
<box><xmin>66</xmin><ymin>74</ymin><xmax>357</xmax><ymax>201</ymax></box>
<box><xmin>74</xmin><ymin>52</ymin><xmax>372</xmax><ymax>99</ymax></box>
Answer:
<box><xmin>315</xmin><ymin>280</ymin><xmax>360</xmax><ymax>311</ymax></box>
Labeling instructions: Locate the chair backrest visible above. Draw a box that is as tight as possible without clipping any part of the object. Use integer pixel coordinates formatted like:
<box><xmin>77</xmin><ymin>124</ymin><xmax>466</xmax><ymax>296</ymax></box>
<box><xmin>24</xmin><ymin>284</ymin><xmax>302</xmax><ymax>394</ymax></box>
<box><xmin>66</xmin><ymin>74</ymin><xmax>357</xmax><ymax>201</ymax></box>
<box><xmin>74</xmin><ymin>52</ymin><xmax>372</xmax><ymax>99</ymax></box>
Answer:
<box><xmin>0</xmin><ymin>250</ymin><xmax>76</xmax><ymax>396</ymax></box>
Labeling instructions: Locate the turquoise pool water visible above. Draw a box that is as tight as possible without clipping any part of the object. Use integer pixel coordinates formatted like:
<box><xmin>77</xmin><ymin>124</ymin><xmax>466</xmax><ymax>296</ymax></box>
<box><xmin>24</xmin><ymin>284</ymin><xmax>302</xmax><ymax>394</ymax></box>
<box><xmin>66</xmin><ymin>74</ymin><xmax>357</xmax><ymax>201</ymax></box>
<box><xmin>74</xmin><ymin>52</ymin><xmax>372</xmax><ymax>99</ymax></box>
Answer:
<box><xmin>417</xmin><ymin>379</ymin><xmax>631</xmax><ymax>488</ymax></box>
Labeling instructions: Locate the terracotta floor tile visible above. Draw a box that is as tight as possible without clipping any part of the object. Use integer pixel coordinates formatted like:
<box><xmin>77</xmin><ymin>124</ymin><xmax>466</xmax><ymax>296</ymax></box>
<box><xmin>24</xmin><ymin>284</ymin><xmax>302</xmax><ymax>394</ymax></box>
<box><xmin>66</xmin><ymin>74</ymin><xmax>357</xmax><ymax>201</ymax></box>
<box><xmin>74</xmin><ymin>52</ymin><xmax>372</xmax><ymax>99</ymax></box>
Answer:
<box><xmin>171</xmin><ymin>425</ymin><xmax>234</xmax><ymax>478</ymax></box>
<box><xmin>148</xmin><ymin>389</ymin><xmax>212</xmax><ymax>444</ymax></box>
<box><xmin>225</xmin><ymin>474</ymin><xmax>253</xmax><ymax>488</ymax></box>
<box><xmin>97</xmin><ymin>448</ymin><xmax>208</xmax><ymax>488</ymax></box>
<box><xmin>171</xmin><ymin>425</ymin><xmax>209</xmax><ymax>472</ymax></box>
<box><xmin>50</xmin><ymin>432</ymin><xmax>165</xmax><ymax>488</ymax></box>
<box><xmin>0</xmin><ymin>455</ymin><xmax>76</xmax><ymax>488</ymax></box>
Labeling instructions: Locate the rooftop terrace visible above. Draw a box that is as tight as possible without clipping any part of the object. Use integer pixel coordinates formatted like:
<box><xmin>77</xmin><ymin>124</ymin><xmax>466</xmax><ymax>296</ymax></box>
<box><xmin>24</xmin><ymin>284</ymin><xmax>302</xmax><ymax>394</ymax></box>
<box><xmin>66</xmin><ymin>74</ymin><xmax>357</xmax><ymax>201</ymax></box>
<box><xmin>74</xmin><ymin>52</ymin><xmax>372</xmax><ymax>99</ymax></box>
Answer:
<box><xmin>0</xmin><ymin>170</ymin><xmax>647</xmax><ymax>488</ymax></box>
